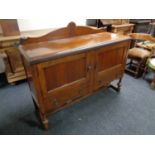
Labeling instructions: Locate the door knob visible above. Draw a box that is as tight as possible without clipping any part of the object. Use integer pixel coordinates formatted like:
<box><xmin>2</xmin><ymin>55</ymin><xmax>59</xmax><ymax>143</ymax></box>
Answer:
<box><xmin>87</xmin><ymin>65</ymin><xmax>93</xmax><ymax>72</ymax></box>
<box><xmin>98</xmin><ymin>80</ymin><xmax>102</xmax><ymax>85</ymax></box>
<box><xmin>52</xmin><ymin>98</ymin><xmax>59</xmax><ymax>107</ymax></box>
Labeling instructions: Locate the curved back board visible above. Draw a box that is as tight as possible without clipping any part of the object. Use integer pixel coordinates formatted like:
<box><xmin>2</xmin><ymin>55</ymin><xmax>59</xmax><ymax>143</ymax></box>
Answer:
<box><xmin>130</xmin><ymin>33</ymin><xmax>155</xmax><ymax>43</ymax></box>
<box><xmin>21</xmin><ymin>22</ymin><xmax>105</xmax><ymax>45</ymax></box>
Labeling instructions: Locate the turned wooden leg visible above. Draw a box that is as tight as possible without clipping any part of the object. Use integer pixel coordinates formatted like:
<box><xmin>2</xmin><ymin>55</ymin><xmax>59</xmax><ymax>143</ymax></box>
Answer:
<box><xmin>10</xmin><ymin>82</ymin><xmax>16</xmax><ymax>86</ymax></box>
<box><xmin>129</xmin><ymin>59</ymin><xmax>133</xmax><ymax>68</ymax></box>
<box><xmin>39</xmin><ymin>111</ymin><xmax>49</xmax><ymax>130</ymax></box>
<box><xmin>109</xmin><ymin>77</ymin><xmax>122</xmax><ymax>92</ymax></box>
<box><xmin>117</xmin><ymin>77</ymin><xmax>122</xmax><ymax>92</ymax></box>
<box><xmin>143</xmin><ymin>66</ymin><xmax>148</xmax><ymax>79</ymax></box>
<box><xmin>134</xmin><ymin>58</ymin><xmax>146</xmax><ymax>78</ymax></box>
<box><xmin>150</xmin><ymin>75</ymin><xmax>155</xmax><ymax>89</ymax></box>
<box><xmin>135</xmin><ymin>62</ymin><xmax>141</xmax><ymax>78</ymax></box>
<box><xmin>32</xmin><ymin>98</ymin><xmax>49</xmax><ymax>130</ymax></box>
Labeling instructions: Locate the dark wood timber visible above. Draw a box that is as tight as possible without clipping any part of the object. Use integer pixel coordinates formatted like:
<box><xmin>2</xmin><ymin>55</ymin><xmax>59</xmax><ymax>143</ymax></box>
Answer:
<box><xmin>0</xmin><ymin>19</ymin><xmax>20</xmax><ymax>36</ymax></box>
<box><xmin>19</xmin><ymin>22</ymin><xmax>131</xmax><ymax>130</ymax></box>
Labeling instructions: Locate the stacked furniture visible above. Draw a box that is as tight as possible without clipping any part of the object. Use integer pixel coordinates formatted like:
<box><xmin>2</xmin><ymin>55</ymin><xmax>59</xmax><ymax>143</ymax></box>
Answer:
<box><xmin>130</xmin><ymin>19</ymin><xmax>151</xmax><ymax>33</ymax></box>
<box><xmin>86</xmin><ymin>19</ymin><xmax>134</xmax><ymax>35</ymax></box>
<box><xmin>0</xmin><ymin>19</ymin><xmax>23</xmax><ymax>84</ymax></box>
<box><xmin>0</xmin><ymin>19</ymin><xmax>54</xmax><ymax>84</ymax></box>
<box><xmin>0</xmin><ymin>36</ymin><xmax>26</xmax><ymax>84</ymax></box>
<box><xmin>126</xmin><ymin>33</ymin><xmax>155</xmax><ymax>78</ymax></box>
<box><xmin>100</xmin><ymin>19</ymin><xmax>134</xmax><ymax>35</ymax></box>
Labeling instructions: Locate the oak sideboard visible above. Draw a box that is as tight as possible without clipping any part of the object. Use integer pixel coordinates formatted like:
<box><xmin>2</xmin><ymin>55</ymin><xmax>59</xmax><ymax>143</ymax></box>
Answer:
<box><xmin>19</xmin><ymin>22</ymin><xmax>131</xmax><ymax>129</ymax></box>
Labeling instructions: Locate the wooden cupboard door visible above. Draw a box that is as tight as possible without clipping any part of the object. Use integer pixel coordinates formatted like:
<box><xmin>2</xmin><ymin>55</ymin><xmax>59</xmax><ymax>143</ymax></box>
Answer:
<box><xmin>37</xmin><ymin>53</ymin><xmax>92</xmax><ymax>111</ymax></box>
<box><xmin>94</xmin><ymin>42</ymin><xmax>129</xmax><ymax>90</ymax></box>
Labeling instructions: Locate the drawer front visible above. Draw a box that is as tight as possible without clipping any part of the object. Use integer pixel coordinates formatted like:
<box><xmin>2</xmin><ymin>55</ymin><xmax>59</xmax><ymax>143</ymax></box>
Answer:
<box><xmin>44</xmin><ymin>82</ymin><xmax>88</xmax><ymax>113</ymax></box>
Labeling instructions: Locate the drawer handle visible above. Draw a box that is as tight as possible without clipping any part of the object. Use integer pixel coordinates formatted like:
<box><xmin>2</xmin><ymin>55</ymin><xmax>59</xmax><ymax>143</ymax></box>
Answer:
<box><xmin>98</xmin><ymin>80</ymin><xmax>109</xmax><ymax>87</ymax></box>
<box><xmin>98</xmin><ymin>80</ymin><xmax>102</xmax><ymax>85</ymax></box>
<box><xmin>79</xmin><ymin>87</ymin><xmax>84</xmax><ymax>94</ymax></box>
<box><xmin>52</xmin><ymin>98</ymin><xmax>59</xmax><ymax>107</ymax></box>
<box><xmin>87</xmin><ymin>65</ymin><xmax>93</xmax><ymax>72</ymax></box>
<box><xmin>66</xmin><ymin>100</ymin><xmax>72</xmax><ymax>104</ymax></box>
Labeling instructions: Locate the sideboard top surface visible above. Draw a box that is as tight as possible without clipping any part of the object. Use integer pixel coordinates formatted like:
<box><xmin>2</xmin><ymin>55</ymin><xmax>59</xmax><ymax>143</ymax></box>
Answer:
<box><xmin>20</xmin><ymin>32</ymin><xmax>131</xmax><ymax>64</ymax></box>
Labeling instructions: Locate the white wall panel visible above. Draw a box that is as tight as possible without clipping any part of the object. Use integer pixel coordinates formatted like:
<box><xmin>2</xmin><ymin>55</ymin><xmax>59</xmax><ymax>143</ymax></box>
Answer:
<box><xmin>17</xmin><ymin>19</ymin><xmax>86</xmax><ymax>31</ymax></box>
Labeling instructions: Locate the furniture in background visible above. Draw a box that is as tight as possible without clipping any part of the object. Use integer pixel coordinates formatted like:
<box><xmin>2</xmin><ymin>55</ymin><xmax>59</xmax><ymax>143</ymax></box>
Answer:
<box><xmin>129</xmin><ymin>19</ymin><xmax>152</xmax><ymax>48</ymax></box>
<box><xmin>110</xmin><ymin>24</ymin><xmax>134</xmax><ymax>35</ymax></box>
<box><xmin>0</xmin><ymin>19</ymin><xmax>54</xmax><ymax>84</ymax></box>
<box><xmin>0</xmin><ymin>53</ymin><xmax>7</xmax><ymax>87</ymax></box>
<box><xmin>0</xmin><ymin>19</ymin><xmax>22</xmax><ymax>84</ymax></box>
<box><xmin>141</xmin><ymin>37</ymin><xmax>155</xmax><ymax>88</ymax></box>
<box><xmin>130</xmin><ymin>19</ymin><xmax>151</xmax><ymax>33</ymax></box>
<box><xmin>136</xmin><ymin>40</ymin><xmax>155</xmax><ymax>50</ymax></box>
<box><xmin>148</xmin><ymin>22</ymin><xmax>155</xmax><ymax>37</ymax></box>
<box><xmin>0</xmin><ymin>36</ymin><xmax>26</xmax><ymax>84</ymax></box>
<box><xmin>0</xmin><ymin>19</ymin><xmax>20</xmax><ymax>36</ymax></box>
<box><xmin>151</xmin><ymin>19</ymin><xmax>155</xmax><ymax>23</ymax></box>
<box><xmin>19</xmin><ymin>22</ymin><xmax>131</xmax><ymax>129</ymax></box>
<box><xmin>86</xmin><ymin>19</ymin><xmax>112</xmax><ymax>31</ymax></box>
<box><xmin>100</xmin><ymin>19</ymin><xmax>134</xmax><ymax>35</ymax></box>
<box><xmin>87</xmin><ymin>19</ymin><xmax>134</xmax><ymax>35</ymax></box>
<box><xmin>143</xmin><ymin>58</ymin><xmax>155</xmax><ymax>88</ymax></box>
<box><xmin>86</xmin><ymin>19</ymin><xmax>155</xmax><ymax>34</ymax></box>
<box><xmin>126</xmin><ymin>33</ymin><xmax>155</xmax><ymax>78</ymax></box>
<box><xmin>86</xmin><ymin>19</ymin><xmax>97</xmax><ymax>27</ymax></box>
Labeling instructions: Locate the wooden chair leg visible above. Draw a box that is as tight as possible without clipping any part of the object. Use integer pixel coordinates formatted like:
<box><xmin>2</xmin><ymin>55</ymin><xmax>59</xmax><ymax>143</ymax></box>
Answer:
<box><xmin>129</xmin><ymin>59</ymin><xmax>133</xmax><ymax>68</ymax></box>
<box><xmin>135</xmin><ymin>62</ymin><xmax>141</xmax><ymax>78</ymax></box>
<box><xmin>150</xmin><ymin>74</ymin><xmax>155</xmax><ymax>89</ymax></box>
<box><xmin>143</xmin><ymin>66</ymin><xmax>148</xmax><ymax>79</ymax></box>
<box><xmin>117</xmin><ymin>77</ymin><xmax>122</xmax><ymax>91</ymax></box>
<box><xmin>135</xmin><ymin>59</ymin><xmax>145</xmax><ymax>78</ymax></box>
<box><xmin>39</xmin><ymin>111</ymin><xmax>49</xmax><ymax>130</ymax></box>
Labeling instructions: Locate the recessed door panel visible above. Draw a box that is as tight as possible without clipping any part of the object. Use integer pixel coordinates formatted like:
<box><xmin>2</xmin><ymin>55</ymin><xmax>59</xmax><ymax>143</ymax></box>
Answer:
<box><xmin>37</xmin><ymin>53</ymin><xmax>92</xmax><ymax>102</ymax></box>
<box><xmin>94</xmin><ymin>42</ymin><xmax>129</xmax><ymax>90</ymax></box>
